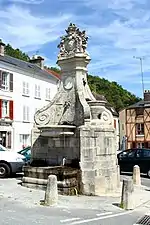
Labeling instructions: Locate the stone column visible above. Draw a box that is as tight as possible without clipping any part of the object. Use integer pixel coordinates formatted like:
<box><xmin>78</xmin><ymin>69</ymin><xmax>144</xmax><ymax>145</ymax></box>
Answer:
<box><xmin>44</xmin><ymin>175</ymin><xmax>58</xmax><ymax>206</ymax></box>
<box><xmin>133</xmin><ymin>165</ymin><xmax>141</xmax><ymax>186</ymax></box>
<box><xmin>121</xmin><ymin>179</ymin><xmax>134</xmax><ymax>210</ymax></box>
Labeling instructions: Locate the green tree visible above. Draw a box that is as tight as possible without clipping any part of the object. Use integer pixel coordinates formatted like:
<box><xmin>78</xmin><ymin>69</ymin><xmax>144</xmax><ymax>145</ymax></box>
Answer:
<box><xmin>5</xmin><ymin>44</ymin><xmax>30</xmax><ymax>62</ymax></box>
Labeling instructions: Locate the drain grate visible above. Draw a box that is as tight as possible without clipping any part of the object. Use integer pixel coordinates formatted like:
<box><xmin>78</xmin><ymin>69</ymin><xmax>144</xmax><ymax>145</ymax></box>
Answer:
<box><xmin>135</xmin><ymin>215</ymin><xmax>150</xmax><ymax>225</ymax></box>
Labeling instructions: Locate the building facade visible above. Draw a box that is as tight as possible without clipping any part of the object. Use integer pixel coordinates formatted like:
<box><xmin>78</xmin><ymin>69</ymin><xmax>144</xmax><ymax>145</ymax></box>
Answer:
<box><xmin>119</xmin><ymin>90</ymin><xmax>150</xmax><ymax>150</ymax></box>
<box><xmin>0</xmin><ymin>40</ymin><xmax>59</xmax><ymax>151</ymax></box>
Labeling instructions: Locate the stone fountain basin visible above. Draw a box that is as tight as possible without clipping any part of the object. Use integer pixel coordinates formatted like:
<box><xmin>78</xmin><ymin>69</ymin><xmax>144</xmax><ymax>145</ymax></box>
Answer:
<box><xmin>38</xmin><ymin>125</ymin><xmax>76</xmax><ymax>137</ymax></box>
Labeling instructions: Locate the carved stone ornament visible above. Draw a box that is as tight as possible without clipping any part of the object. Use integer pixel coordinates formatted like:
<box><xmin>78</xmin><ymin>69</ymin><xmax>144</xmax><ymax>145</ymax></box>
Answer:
<box><xmin>57</xmin><ymin>23</ymin><xmax>88</xmax><ymax>59</ymax></box>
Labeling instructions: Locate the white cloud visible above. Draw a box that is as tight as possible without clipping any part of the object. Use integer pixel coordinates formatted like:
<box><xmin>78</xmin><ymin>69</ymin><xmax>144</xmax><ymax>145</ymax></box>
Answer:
<box><xmin>8</xmin><ymin>0</ymin><xmax>44</xmax><ymax>4</ymax></box>
<box><xmin>0</xmin><ymin>5</ymin><xmax>73</xmax><ymax>51</ymax></box>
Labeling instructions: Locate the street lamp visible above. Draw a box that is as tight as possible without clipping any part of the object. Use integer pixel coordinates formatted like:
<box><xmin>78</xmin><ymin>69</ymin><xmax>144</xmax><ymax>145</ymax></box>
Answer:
<box><xmin>133</xmin><ymin>56</ymin><xmax>145</xmax><ymax>98</ymax></box>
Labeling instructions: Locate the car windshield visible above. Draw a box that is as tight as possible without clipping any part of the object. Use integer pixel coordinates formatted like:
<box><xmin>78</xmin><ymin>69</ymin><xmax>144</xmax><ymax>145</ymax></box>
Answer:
<box><xmin>18</xmin><ymin>147</ymin><xmax>30</xmax><ymax>155</ymax></box>
<box><xmin>0</xmin><ymin>144</ymin><xmax>7</xmax><ymax>151</ymax></box>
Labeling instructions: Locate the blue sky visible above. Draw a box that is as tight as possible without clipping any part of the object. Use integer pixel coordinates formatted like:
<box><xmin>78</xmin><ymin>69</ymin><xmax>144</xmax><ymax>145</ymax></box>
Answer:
<box><xmin>0</xmin><ymin>0</ymin><xmax>150</xmax><ymax>97</ymax></box>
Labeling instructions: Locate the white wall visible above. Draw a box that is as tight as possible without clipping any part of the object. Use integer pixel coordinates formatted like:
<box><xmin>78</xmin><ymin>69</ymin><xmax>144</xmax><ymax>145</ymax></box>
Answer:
<box><xmin>0</xmin><ymin>62</ymin><xmax>58</xmax><ymax>151</ymax></box>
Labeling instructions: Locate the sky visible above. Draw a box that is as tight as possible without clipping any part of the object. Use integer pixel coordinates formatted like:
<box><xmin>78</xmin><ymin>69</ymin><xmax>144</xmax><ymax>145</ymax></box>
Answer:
<box><xmin>0</xmin><ymin>0</ymin><xmax>150</xmax><ymax>97</ymax></box>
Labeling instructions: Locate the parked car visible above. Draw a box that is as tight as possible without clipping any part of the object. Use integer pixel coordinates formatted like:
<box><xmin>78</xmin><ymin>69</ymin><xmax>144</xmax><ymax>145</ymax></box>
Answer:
<box><xmin>0</xmin><ymin>147</ymin><xmax>26</xmax><ymax>178</ymax></box>
<box><xmin>117</xmin><ymin>148</ymin><xmax>150</xmax><ymax>178</ymax></box>
<box><xmin>18</xmin><ymin>146</ymin><xmax>31</xmax><ymax>163</ymax></box>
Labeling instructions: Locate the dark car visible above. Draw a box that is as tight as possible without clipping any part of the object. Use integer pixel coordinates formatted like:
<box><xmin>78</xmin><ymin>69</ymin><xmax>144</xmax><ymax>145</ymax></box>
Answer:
<box><xmin>117</xmin><ymin>148</ymin><xmax>150</xmax><ymax>178</ymax></box>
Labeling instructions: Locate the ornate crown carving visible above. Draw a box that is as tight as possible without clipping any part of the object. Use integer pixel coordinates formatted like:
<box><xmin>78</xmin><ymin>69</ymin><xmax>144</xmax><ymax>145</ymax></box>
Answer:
<box><xmin>57</xmin><ymin>23</ymin><xmax>88</xmax><ymax>59</ymax></box>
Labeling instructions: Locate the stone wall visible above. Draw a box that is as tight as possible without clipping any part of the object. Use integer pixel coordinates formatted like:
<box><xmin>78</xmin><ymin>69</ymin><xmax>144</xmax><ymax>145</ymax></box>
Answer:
<box><xmin>31</xmin><ymin>128</ymin><xmax>80</xmax><ymax>166</ymax></box>
<box><xmin>79</xmin><ymin>125</ymin><xmax>117</xmax><ymax>195</ymax></box>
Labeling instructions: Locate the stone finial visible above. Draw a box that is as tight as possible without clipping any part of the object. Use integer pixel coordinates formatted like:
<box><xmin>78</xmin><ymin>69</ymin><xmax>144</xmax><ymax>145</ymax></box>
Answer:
<box><xmin>57</xmin><ymin>23</ymin><xmax>88</xmax><ymax>59</ymax></box>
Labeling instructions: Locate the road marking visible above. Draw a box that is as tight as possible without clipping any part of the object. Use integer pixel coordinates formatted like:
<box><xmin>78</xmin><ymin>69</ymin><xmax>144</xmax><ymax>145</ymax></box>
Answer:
<box><xmin>96</xmin><ymin>212</ymin><xmax>113</xmax><ymax>216</ymax></box>
<box><xmin>60</xmin><ymin>218</ymin><xmax>81</xmax><ymax>223</ymax></box>
<box><xmin>69</xmin><ymin>211</ymin><xmax>132</xmax><ymax>224</ymax></box>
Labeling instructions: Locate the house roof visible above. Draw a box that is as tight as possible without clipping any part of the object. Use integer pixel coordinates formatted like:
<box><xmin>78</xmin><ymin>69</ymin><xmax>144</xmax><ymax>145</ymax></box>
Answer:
<box><xmin>126</xmin><ymin>100</ymin><xmax>150</xmax><ymax>109</ymax></box>
<box><xmin>92</xmin><ymin>92</ymin><xmax>118</xmax><ymax>117</ymax></box>
<box><xmin>44</xmin><ymin>68</ymin><xmax>61</xmax><ymax>79</ymax></box>
<box><xmin>0</xmin><ymin>54</ymin><xmax>60</xmax><ymax>81</ymax></box>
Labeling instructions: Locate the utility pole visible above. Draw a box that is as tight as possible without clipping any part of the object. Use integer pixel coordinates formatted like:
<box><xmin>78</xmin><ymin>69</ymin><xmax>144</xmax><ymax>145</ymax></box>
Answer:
<box><xmin>133</xmin><ymin>56</ymin><xmax>145</xmax><ymax>98</ymax></box>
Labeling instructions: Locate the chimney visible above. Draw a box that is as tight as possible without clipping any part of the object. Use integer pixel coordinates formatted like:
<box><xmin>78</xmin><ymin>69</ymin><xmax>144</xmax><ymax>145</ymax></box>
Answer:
<box><xmin>29</xmin><ymin>55</ymin><xmax>44</xmax><ymax>69</ymax></box>
<box><xmin>0</xmin><ymin>39</ymin><xmax>5</xmax><ymax>56</ymax></box>
<box><xmin>144</xmin><ymin>90</ymin><xmax>150</xmax><ymax>101</ymax></box>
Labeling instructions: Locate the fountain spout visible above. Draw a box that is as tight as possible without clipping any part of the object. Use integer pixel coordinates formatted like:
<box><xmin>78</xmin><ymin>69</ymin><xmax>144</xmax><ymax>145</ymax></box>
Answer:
<box><xmin>62</xmin><ymin>157</ymin><xmax>66</xmax><ymax>166</ymax></box>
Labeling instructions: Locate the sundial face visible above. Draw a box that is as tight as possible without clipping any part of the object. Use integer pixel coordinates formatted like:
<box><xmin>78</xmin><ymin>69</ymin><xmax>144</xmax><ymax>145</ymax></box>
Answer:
<box><xmin>63</xmin><ymin>77</ymin><xmax>73</xmax><ymax>90</ymax></box>
<box><xmin>65</xmin><ymin>39</ymin><xmax>76</xmax><ymax>52</ymax></box>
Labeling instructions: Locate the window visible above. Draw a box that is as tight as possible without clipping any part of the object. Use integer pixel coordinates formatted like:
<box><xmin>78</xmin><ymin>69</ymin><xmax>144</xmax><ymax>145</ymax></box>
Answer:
<box><xmin>122</xmin><ymin>124</ymin><xmax>124</xmax><ymax>131</ymax></box>
<box><xmin>136</xmin><ymin>123</ymin><xmax>144</xmax><ymax>135</ymax></box>
<box><xmin>22</xmin><ymin>82</ymin><xmax>29</xmax><ymax>96</ymax></box>
<box><xmin>137</xmin><ymin>142</ymin><xmax>144</xmax><ymax>148</ymax></box>
<box><xmin>23</xmin><ymin>106</ymin><xmax>29</xmax><ymax>122</ymax></box>
<box><xmin>19</xmin><ymin>134</ymin><xmax>30</xmax><ymax>148</ymax></box>
<box><xmin>136</xmin><ymin>149</ymin><xmax>143</xmax><ymax>158</ymax></box>
<box><xmin>143</xmin><ymin>150</ymin><xmax>150</xmax><ymax>158</ymax></box>
<box><xmin>35</xmin><ymin>84</ymin><xmax>40</xmax><ymax>98</ymax></box>
<box><xmin>1</xmin><ymin>72</ymin><xmax>9</xmax><ymax>90</ymax></box>
<box><xmin>119</xmin><ymin>149</ymin><xmax>135</xmax><ymax>159</ymax></box>
<box><xmin>2</xmin><ymin>100</ymin><xmax>9</xmax><ymax>117</ymax></box>
<box><xmin>46</xmin><ymin>88</ymin><xmax>51</xmax><ymax>100</ymax></box>
<box><xmin>0</xmin><ymin>71</ymin><xmax>13</xmax><ymax>91</ymax></box>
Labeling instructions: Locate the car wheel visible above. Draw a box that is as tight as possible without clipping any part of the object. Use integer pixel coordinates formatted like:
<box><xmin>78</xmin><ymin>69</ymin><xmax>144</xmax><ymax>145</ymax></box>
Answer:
<box><xmin>0</xmin><ymin>163</ymin><xmax>11</xmax><ymax>178</ymax></box>
<box><xmin>147</xmin><ymin>169</ymin><xmax>150</xmax><ymax>178</ymax></box>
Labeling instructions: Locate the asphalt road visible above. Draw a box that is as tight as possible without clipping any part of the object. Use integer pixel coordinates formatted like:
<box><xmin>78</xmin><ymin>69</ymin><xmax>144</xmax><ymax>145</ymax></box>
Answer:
<box><xmin>0</xmin><ymin>196</ymin><xmax>143</xmax><ymax>225</ymax></box>
<box><xmin>121</xmin><ymin>173</ymin><xmax>150</xmax><ymax>187</ymax></box>
<box><xmin>0</xmin><ymin>176</ymin><xmax>149</xmax><ymax>225</ymax></box>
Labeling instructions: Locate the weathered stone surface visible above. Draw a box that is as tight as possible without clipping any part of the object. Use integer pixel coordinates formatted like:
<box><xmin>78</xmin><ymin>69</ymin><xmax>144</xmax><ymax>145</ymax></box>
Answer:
<box><xmin>44</xmin><ymin>175</ymin><xmax>58</xmax><ymax>206</ymax></box>
<box><xmin>121</xmin><ymin>179</ymin><xmax>134</xmax><ymax>210</ymax></box>
<box><xmin>26</xmin><ymin>23</ymin><xmax>118</xmax><ymax>196</ymax></box>
<box><xmin>117</xmin><ymin>165</ymin><xmax>121</xmax><ymax>188</ymax></box>
<box><xmin>133</xmin><ymin>165</ymin><xmax>141</xmax><ymax>186</ymax></box>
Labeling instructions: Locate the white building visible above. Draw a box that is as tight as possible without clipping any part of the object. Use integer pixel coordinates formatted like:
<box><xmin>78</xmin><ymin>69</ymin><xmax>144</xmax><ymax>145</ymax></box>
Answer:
<box><xmin>0</xmin><ymin>40</ymin><xmax>59</xmax><ymax>151</ymax></box>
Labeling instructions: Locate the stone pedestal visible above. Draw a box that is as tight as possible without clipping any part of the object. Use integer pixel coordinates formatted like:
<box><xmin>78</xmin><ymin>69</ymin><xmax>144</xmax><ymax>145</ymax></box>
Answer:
<box><xmin>79</xmin><ymin>125</ymin><xmax>117</xmax><ymax>195</ymax></box>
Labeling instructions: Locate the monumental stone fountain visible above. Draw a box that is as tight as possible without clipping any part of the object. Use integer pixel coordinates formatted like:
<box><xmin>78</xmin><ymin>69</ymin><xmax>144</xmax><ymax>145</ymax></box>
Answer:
<box><xmin>22</xmin><ymin>23</ymin><xmax>118</xmax><ymax>196</ymax></box>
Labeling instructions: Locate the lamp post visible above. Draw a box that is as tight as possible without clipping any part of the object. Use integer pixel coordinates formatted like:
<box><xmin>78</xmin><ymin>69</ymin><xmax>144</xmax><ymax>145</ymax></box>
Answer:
<box><xmin>133</xmin><ymin>56</ymin><xmax>144</xmax><ymax>98</ymax></box>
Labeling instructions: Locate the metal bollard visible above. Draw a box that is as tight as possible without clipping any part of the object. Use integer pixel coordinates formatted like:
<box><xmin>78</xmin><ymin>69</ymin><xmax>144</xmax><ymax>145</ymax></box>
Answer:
<box><xmin>44</xmin><ymin>175</ymin><xmax>58</xmax><ymax>206</ymax></box>
<box><xmin>121</xmin><ymin>178</ymin><xmax>134</xmax><ymax>210</ymax></box>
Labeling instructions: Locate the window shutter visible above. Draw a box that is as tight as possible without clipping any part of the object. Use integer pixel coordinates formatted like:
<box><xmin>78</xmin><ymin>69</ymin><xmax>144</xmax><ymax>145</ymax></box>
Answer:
<box><xmin>27</xmin><ymin>106</ymin><xmax>29</xmax><ymax>121</ymax></box>
<box><xmin>23</xmin><ymin>105</ymin><xmax>26</xmax><ymax>121</ymax></box>
<box><xmin>10</xmin><ymin>73</ymin><xmax>13</xmax><ymax>91</ymax></box>
<box><xmin>7</xmin><ymin>132</ymin><xmax>11</xmax><ymax>148</ymax></box>
<box><xmin>0</xmin><ymin>70</ymin><xmax>2</xmax><ymax>89</ymax></box>
<box><xmin>0</xmin><ymin>99</ymin><xmax>2</xmax><ymax>118</ymax></box>
<box><xmin>9</xmin><ymin>100</ymin><xmax>13</xmax><ymax>120</ymax></box>
<box><xmin>35</xmin><ymin>84</ymin><xmax>37</xmax><ymax>97</ymax></box>
<box><xmin>114</xmin><ymin>119</ymin><xmax>116</xmax><ymax>129</ymax></box>
<box><xmin>27</xmin><ymin>82</ymin><xmax>29</xmax><ymax>95</ymax></box>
